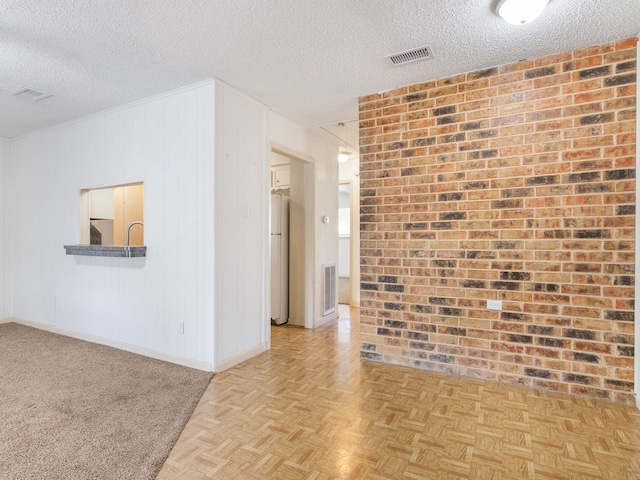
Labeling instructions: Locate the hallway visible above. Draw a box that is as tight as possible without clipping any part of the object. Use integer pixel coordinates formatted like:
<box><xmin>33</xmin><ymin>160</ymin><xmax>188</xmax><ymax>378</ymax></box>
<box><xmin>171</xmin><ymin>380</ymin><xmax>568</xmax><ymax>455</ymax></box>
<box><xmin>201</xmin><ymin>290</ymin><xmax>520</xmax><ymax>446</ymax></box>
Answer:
<box><xmin>157</xmin><ymin>308</ymin><xmax>640</xmax><ymax>479</ymax></box>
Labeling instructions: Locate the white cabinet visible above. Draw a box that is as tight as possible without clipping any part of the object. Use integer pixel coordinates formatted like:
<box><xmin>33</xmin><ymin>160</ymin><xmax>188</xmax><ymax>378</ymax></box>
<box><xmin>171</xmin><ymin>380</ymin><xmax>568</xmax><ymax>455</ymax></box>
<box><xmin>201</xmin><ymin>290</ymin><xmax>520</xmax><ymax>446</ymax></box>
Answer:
<box><xmin>88</xmin><ymin>188</ymin><xmax>114</xmax><ymax>219</ymax></box>
<box><xmin>271</xmin><ymin>165</ymin><xmax>290</xmax><ymax>189</ymax></box>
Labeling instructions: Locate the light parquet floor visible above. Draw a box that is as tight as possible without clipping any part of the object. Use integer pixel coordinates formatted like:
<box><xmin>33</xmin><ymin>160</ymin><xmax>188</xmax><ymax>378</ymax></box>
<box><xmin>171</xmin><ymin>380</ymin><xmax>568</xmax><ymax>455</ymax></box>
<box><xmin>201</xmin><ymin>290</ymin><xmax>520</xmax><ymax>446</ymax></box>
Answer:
<box><xmin>156</xmin><ymin>307</ymin><xmax>640</xmax><ymax>479</ymax></box>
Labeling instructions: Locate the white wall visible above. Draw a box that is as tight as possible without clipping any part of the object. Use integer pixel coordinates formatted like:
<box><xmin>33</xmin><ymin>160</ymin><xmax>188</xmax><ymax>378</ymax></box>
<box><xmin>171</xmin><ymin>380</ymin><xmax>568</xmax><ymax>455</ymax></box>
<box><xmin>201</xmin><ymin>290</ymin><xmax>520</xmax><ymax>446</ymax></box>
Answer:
<box><xmin>287</xmin><ymin>157</ymin><xmax>313</xmax><ymax>327</ymax></box>
<box><xmin>10</xmin><ymin>82</ymin><xmax>216</xmax><ymax>368</ymax></box>
<box><xmin>5</xmin><ymin>80</ymin><xmax>338</xmax><ymax>371</ymax></box>
<box><xmin>0</xmin><ymin>138</ymin><xmax>12</xmax><ymax>319</ymax></box>
<box><xmin>268</xmin><ymin>112</ymin><xmax>339</xmax><ymax>327</ymax></box>
<box><xmin>214</xmin><ymin>82</ymin><xmax>269</xmax><ymax>370</ymax></box>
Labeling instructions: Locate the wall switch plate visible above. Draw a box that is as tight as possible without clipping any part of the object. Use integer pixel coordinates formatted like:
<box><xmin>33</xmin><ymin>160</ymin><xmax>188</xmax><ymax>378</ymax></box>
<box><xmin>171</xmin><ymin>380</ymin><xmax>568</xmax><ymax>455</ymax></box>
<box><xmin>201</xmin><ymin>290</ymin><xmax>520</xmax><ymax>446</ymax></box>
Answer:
<box><xmin>178</xmin><ymin>321</ymin><xmax>184</xmax><ymax>334</ymax></box>
<box><xmin>487</xmin><ymin>300</ymin><xmax>502</xmax><ymax>311</ymax></box>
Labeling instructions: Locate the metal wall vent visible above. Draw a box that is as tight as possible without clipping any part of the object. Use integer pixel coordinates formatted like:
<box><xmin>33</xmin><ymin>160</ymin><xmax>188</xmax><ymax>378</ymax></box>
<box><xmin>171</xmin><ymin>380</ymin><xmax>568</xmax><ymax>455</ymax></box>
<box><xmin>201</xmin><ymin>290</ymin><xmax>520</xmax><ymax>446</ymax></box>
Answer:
<box><xmin>387</xmin><ymin>45</ymin><xmax>434</xmax><ymax>66</ymax></box>
<box><xmin>11</xmin><ymin>88</ymin><xmax>51</xmax><ymax>102</ymax></box>
<box><xmin>322</xmin><ymin>263</ymin><xmax>336</xmax><ymax>316</ymax></box>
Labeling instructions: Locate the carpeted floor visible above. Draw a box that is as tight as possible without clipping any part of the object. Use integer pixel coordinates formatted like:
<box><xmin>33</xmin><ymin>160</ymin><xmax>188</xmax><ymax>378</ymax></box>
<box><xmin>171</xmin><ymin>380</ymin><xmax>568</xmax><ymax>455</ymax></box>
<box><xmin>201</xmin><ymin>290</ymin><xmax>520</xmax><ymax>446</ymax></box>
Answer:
<box><xmin>0</xmin><ymin>322</ymin><xmax>213</xmax><ymax>480</ymax></box>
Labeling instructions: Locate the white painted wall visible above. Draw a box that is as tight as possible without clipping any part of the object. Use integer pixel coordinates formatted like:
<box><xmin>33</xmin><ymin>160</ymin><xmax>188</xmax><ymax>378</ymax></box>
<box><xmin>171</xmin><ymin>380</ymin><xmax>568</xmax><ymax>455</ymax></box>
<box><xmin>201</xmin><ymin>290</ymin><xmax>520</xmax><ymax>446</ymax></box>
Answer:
<box><xmin>4</xmin><ymin>80</ymin><xmax>337</xmax><ymax>372</ymax></box>
<box><xmin>287</xmin><ymin>157</ymin><xmax>313</xmax><ymax>327</ymax></box>
<box><xmin>268</xmin><ymin>112</ymin><xmax>339</xmax><ymax>327</ymax></box>
<box><xmin>10</xmin><ymin>82</ymin><xmax>216</xmax><ymax>368</ymax></box>
<box><xmin>0</xmin><ymin>138</ymin><xmax>12</xmax><ymax>319</ymax></box>
<box><xmin>214</xmin><ymin>82</ymin><xmax>269</xmax><ymax>371</ymax></box>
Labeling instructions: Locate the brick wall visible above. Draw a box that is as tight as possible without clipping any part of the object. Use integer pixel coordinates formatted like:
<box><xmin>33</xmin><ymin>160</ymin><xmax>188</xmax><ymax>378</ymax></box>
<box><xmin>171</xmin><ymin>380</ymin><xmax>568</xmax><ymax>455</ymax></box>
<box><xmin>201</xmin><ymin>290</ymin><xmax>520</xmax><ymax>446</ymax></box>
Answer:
<box><xmin>358</xmin><ymin>38</ymin><xmax>637</xmax><ymax>404</ymax></box>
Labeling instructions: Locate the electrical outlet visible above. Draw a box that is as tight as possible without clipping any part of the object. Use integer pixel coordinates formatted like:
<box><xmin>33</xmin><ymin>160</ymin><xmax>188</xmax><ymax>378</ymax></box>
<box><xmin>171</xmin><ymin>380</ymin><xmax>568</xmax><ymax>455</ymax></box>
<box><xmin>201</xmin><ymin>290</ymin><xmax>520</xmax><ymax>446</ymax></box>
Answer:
<box><xmin>178</xmin><ymin>321</ymin><xmax>184</xmax><ymax>334</ymax></box>
<box><xmin>487</xmin><ymin>300</ymin><xmax>502</xmax><ymax>311</ymax></box>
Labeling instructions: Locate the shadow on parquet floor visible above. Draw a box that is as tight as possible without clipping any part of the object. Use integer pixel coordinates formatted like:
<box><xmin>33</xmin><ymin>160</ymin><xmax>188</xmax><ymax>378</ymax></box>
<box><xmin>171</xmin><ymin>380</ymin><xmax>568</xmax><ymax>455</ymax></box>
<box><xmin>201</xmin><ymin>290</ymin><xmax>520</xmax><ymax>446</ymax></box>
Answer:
<box><xmin>156</xmin><ymin>306</ymin><xmax>640</xmax><ymax>479</ymax></box>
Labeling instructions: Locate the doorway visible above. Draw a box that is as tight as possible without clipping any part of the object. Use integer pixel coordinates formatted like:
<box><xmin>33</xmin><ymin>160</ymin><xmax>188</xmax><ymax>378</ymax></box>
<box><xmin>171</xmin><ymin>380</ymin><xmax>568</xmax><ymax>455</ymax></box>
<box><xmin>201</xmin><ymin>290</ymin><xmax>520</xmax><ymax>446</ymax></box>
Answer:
<box><xmin>267</xmin><ymin>146</ymin><xmax>315</xmax><ymax>343</ymax></box>
<box><xmin>338</xmin><ymin>183</ymin><xmax>351</xmax><ymax>305</ymax></box>
<box><xmin>331</xmin><ymin>119</ymin><xmax>360</xmax><ymax>308</ymax></box>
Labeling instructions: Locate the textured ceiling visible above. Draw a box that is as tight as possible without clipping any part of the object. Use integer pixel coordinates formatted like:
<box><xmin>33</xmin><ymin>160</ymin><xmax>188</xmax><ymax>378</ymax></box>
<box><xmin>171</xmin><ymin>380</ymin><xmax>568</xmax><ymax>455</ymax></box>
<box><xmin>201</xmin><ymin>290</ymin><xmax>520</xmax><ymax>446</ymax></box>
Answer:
<box><xmin>1</xmin><ymin>0</ymin><xmax>639</xmax><ymax>139</ymax></box>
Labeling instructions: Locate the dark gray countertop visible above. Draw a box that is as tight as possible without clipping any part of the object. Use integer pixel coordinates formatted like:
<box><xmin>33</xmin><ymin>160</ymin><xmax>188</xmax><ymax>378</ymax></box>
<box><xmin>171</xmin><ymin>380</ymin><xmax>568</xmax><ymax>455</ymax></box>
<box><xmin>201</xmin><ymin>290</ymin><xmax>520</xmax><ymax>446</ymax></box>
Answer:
<box><xmin>64</xmin><ymin>245</ymin><xmax>147</xmax><ymax>257</ymax></box>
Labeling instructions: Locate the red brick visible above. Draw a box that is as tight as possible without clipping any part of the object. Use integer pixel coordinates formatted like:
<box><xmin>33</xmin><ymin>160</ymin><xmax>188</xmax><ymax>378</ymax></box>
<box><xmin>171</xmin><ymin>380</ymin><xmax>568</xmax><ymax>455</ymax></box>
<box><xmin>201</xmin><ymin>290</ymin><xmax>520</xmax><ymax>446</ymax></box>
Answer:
<box><xmin>575</xmin><ymin>44</ymin><xmax>614</xmax><ymax>59</ymax></box>
<box><xmin>615</xmin><ymin>38</ymin><xmax>638</xmax><ymax>49</ymax></box>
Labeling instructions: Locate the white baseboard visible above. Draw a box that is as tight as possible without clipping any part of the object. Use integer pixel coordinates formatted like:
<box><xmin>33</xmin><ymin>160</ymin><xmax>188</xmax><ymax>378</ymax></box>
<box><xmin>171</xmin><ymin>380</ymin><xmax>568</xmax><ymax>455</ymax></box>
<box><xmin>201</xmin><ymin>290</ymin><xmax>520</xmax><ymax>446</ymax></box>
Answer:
<box><xmin>214</xmin><ymin>343</ymin><xmax>266</xmax><ymax>373</ymax></box>
<box><xmin>5</xmin><ymin>317</ymin><xmax>213</xmax><ymax>372</ymax></box>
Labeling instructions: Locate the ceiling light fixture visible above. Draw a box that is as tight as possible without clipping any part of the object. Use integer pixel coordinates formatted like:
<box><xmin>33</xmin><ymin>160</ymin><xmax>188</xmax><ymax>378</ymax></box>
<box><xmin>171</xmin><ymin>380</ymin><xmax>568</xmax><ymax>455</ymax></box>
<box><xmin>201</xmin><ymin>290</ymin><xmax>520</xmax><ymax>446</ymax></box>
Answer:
<box><xmin>338</xmin><ymin>122</ymin><xmax>351</xmax><ymax>163</ymax></box>
<box><xmin>496</xmin><ymin>0</ymin><xmax>549</xmax><ymax>25</ymax></box>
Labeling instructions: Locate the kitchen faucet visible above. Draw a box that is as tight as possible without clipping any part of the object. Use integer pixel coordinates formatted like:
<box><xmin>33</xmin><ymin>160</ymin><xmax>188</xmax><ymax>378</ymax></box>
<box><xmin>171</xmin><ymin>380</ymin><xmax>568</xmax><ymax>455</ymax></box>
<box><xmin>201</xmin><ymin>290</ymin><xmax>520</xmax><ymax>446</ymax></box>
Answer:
<box><xmin>125</xmin><ymin>221</ymin><xmax>144</xmax><ymax>257</ymax></box>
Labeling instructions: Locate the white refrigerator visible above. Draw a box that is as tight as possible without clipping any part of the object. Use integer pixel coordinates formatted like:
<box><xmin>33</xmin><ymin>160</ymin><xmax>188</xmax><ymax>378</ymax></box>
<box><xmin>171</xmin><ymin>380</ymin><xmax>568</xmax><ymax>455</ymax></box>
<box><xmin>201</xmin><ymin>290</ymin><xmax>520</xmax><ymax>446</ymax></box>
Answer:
<box><xmin>270</xmin><ymin>193</ymin><xmax>289</xmax><ymax>325</ymax></box>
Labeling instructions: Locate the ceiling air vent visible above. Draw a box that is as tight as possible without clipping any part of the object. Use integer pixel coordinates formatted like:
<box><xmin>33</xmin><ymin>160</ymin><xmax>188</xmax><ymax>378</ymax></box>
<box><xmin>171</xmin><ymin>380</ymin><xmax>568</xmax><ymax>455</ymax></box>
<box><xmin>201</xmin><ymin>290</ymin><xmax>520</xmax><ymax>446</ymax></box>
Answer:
<box><xmin>11</xmin><ymin>88</ymin><xmax>51</xmax><ymax>102</ymax></box>
<box><xmin>386</xmin><ymin>45</ymin><xmax>434</xmax><ymax>66</ymax></box>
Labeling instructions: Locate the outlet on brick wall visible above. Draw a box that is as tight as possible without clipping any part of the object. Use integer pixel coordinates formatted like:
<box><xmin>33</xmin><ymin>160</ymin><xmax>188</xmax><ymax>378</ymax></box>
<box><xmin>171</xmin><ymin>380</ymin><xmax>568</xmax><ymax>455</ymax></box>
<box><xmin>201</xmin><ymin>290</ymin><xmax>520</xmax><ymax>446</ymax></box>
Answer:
<box><xmin>487</xmin><ymin>300</ymin><xmax>502</xmax><ymax>311</ymax></box>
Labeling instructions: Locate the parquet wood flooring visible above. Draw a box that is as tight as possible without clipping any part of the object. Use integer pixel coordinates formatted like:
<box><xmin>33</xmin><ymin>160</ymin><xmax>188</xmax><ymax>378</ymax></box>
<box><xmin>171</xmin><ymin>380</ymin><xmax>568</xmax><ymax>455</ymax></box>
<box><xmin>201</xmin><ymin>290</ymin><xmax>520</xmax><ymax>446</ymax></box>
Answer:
<box><xmin>156</xmin><ymin>307</ymin><xmax>640</xmax><ymax>479</ymax></box>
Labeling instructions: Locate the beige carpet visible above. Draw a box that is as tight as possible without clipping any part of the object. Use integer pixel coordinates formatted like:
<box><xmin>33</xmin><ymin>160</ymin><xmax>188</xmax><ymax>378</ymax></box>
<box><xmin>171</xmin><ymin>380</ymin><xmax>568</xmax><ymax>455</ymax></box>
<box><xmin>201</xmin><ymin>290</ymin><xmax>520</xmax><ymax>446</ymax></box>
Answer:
<box><xmin>0</xmin><ymin>322</ymin><xmax>213</xmax><ymax>480</ymax></box>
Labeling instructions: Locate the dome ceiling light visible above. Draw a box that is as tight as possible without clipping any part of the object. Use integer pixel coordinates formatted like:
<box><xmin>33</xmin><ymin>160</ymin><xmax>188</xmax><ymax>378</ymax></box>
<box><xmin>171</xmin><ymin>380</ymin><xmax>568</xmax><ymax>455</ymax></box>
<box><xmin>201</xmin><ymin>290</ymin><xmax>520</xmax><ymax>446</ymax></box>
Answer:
<box><xmin>497</xmin><ymin>0</ymin><xmax>550</xmax><ymax>25</ymax></box>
